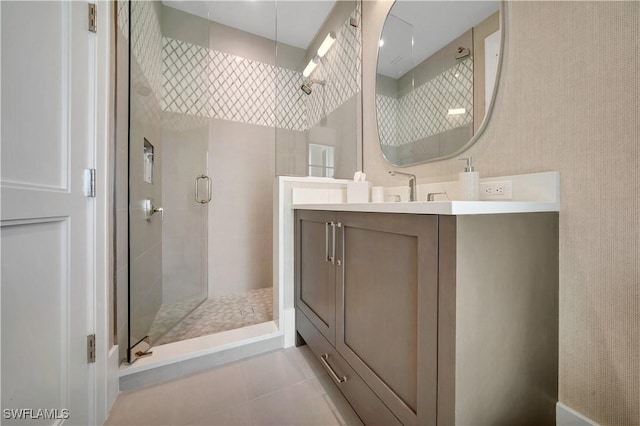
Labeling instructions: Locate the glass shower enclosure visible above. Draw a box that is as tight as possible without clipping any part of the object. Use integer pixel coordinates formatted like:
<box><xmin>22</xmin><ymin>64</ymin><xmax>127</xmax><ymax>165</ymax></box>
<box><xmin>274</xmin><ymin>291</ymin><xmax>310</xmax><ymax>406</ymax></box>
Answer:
<box><xmin>123</xmin><ymin>0</ymin><xmax>361</xmax><ymax>363</ymax></box>
<box><xmin>127</xmin><ymin>1</ymin><xmax>211</xmax><ymax>362</ymax></box>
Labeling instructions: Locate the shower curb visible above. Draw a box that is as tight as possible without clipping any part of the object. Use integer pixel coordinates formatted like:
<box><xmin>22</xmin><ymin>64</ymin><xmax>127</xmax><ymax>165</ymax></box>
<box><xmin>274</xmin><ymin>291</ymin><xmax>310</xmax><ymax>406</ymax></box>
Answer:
<box><xmin>119</xmin><ymin>332</ymin><xmax>284</xmax><ymax>391</ymax></box>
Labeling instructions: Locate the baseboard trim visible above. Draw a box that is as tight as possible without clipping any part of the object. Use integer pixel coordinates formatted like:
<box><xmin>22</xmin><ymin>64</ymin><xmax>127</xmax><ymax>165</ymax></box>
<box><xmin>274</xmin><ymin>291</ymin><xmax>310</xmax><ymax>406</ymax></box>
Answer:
<box><xmin>557</xmin><ymin>402</ymin><xmax>600</xmax><ymax>426</ymax></box>
<box><xmin>107</xmin><ymin>345</ymin><xmax>120</xmax><ymax>407</ymax></box>
<box><xmin>283</xmin><ymin>307</ymin><xmax>296</xmax><ymax>348</ymax></box>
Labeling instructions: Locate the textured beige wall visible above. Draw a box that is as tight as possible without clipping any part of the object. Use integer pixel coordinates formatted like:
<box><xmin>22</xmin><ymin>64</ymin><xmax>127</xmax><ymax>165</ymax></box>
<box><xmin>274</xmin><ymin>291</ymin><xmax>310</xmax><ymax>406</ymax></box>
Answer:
<box><xmin>363</xmin><ymin>1</ymin><xmax>639</xmax><ymax>425</ymax></box>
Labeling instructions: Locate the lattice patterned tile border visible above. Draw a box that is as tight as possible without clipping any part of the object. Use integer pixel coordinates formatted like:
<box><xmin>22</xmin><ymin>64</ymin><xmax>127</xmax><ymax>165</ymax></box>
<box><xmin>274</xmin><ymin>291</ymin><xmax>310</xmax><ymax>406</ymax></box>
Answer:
<box><xmin>376</xmin><ymin>57</ymin><xmax>473</xmax><ymax>146</ymax></box>
<box><xmin>131</xmin><ymin>1</ymin><xmax>163</xmax><ymax>102</ymax></box>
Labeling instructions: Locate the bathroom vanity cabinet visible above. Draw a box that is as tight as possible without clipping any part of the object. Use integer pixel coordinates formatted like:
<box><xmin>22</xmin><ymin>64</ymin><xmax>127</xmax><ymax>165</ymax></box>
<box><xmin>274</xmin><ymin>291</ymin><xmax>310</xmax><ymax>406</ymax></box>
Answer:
<box><xmin>294</xmin><ymin>209</ymin><xmax>559</xmax><ymax>426</ymax></box>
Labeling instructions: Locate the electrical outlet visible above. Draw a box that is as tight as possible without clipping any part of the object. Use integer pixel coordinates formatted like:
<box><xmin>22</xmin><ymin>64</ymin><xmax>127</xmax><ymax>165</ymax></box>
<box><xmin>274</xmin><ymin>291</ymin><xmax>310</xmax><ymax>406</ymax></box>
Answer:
<box><xmin>480</xmin><ymin>181</ymin><xmax>512</xmax><ymax>200</ymax></box>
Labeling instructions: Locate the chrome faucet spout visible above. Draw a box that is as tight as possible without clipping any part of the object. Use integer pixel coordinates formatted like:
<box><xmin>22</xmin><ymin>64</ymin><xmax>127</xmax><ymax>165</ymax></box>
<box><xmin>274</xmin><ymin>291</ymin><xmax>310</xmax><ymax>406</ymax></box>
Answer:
<box><xmin>388</xmin><ymin>171</ymin><xmax>417</xmax><ymax>201</ymax></box>
<box><xmin>427</xmin><ymin>192</ymin><xmax>446</xmax><ymax>202</ymax></box>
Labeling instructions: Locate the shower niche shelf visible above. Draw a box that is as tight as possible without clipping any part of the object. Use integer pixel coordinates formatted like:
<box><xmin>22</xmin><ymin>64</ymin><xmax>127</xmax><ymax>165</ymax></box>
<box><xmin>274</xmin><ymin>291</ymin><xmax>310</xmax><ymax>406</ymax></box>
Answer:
<box><xmin>143</xmin><ymin>139</ymin><xmax>154</xmax><ymax>184</ymax></box>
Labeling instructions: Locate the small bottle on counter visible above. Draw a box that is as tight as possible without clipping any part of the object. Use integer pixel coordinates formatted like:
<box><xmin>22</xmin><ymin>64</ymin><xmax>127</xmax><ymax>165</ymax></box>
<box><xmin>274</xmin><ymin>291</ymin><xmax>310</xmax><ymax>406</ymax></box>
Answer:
<box><xmin>458</xmin><ymin>157</ymin><xmax>479</xmax><ymax>201</ymax></box>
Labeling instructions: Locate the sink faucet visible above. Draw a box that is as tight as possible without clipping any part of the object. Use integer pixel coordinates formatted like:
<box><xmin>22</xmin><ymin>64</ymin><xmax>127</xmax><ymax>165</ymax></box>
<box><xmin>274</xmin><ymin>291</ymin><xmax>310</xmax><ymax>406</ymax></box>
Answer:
<box><xmin>427</xmin><ymin>192</ymin><xmax>446</xmax><ymax>201</ymax></box>
<box><xmin>388</xmin><ymin>171</ymin><xmax>416</xmax><ymax>201</ymax></box>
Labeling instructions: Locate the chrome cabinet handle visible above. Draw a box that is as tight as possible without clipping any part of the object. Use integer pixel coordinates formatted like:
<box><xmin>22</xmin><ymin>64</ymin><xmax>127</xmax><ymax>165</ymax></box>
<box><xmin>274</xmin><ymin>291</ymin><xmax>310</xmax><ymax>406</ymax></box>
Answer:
<box><xmin>195</xmin><ymin>175</ymin><xmax>212</xmax><ymax>204</ymax></box>
<box><xmin>325</xmin><ymin>222</ymin><xmax>332</xmax><ymax>263</ymax></box>
<box><xmin>325</xmin><ymin>221</ymin><xmax>342</xmax><ymax>264</ymax></box>
<box><xmin>320</xmin><ymin>353</ymin><xmax>347</xmax><ymax>384</ymax></box>
<box><xmin>331</xmin><ymin>222</ymin><xmax>342</xmax><ymax>265</ymax></box>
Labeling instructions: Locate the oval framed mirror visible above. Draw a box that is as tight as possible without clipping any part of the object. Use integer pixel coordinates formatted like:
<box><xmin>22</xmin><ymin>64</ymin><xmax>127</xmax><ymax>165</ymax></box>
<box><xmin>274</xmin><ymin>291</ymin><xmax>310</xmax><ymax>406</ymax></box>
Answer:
<box><xmin>376</xmin><ymin>1</ymin><xmax>504</xmax><ymax>167</ymax></box>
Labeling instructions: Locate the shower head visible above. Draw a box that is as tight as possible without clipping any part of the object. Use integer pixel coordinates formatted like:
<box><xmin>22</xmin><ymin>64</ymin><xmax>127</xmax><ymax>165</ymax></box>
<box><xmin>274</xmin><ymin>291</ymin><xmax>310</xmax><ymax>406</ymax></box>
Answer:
<box><xmin>301</xmin><ymin>79</ymin><xmax>326</xmax><ymax>95</ymax></box>
<box><xmin>455</xmin><ymin>46</ymin><xmax>470</xmax><ymax>60</ymax></box>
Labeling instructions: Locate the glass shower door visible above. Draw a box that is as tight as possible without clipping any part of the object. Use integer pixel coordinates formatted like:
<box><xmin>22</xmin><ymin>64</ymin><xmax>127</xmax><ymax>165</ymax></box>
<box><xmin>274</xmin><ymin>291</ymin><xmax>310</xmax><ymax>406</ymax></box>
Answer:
<box><xmin>128</xmin><ymin>118</ymin><xmax>210</xmax><ymax>362</ymax></box>
<box><xmin>127</xmin><ymin>0</ymin><xmax>210</xmax><ymax>362</ymax></box>
<box><xmin>152</xmin><ymin>119</ymin><xmax>210</xmax><ymax>345</ymax></box>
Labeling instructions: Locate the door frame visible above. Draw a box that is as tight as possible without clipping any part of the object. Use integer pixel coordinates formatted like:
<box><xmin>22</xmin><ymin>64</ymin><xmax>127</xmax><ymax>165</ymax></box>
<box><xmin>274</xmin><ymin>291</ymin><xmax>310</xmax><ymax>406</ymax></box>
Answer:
<box><xmin>94</xmin><ymin>1</ymin><xmax>118</xmax><ymax>424</ymax></box>
<box><xmin>84</xmin><ymin>0</ymin><xmax>121</xmax><ymax>423</ymax></box>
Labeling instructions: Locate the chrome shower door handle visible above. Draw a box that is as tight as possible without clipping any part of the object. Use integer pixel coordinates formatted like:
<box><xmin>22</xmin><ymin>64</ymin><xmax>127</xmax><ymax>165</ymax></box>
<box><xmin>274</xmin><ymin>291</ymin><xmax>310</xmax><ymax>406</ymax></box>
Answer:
<box><xmin>144</xmin><ymin>199</ymin><xmax>164</xmax><ymax>222</ymax></box>
<box><xmin>195</xmin><ymin>174</ymin><xmax>212</xmax><ymax>204</ymax></box>
<box><xmin>152</xmin><ymin>205</ymin><xmax>164</xmax><ymax>221</ymax></box>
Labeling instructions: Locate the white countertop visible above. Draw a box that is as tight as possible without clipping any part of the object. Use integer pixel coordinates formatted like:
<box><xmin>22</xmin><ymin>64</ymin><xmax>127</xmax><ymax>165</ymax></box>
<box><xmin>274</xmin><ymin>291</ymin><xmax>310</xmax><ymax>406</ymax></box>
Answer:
<box><xmin>293</xmin><ymin>201</ymin><xmax>559</xmax><ymax>215</ymax></box>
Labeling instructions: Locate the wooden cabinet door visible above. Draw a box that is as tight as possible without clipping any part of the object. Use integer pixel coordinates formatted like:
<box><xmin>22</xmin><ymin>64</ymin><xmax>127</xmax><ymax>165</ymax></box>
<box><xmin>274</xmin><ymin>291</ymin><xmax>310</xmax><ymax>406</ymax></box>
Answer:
<box><xmin>335</xmin><ymin>212</ymin><xmax>439</xmax><ymax>425</ymax></box>
<box><xmin>295</xmin><ymin>210</ymin><xmax>337</xmax><ymax>344</ymax></box>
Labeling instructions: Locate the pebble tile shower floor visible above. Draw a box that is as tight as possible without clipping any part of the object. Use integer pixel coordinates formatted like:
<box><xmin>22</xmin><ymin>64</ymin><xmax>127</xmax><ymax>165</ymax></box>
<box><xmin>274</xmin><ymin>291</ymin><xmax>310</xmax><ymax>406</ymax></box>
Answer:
<box><xmin>150</xmin><ymin>288</ymin><xmax>273</xmax><ymax>346</ymax></box>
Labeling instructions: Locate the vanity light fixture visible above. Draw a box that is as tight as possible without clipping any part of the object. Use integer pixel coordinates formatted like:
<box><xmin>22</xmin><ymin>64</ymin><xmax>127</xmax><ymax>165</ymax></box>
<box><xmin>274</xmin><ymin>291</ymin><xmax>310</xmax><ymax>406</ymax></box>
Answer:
<box><xmin>448</xmin><ymin>108</ymin><xmax>466</xmax><ymax>115</ymax></box>
<box><xmin>316</xmin><ymin>32</ymin><xmax>336</xmax><ymax>57</ymax></box>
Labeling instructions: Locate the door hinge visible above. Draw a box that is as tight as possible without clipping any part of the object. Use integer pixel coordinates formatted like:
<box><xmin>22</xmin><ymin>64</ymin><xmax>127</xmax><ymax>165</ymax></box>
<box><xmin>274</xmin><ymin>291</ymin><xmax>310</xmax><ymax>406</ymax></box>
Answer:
<box><xmin>87</xmin><ymin>334</ymin><xmax>96</xmax><ymax>364</ymax></box>
<box><xmin>88</xmin><ymin>3</ymin><xmax>97</xmax><ymax>33</ymax></box>
<box><xmin>85</xmin><ymin>168</ymin><xmax>96</xmax><ymax>197</ymax></box>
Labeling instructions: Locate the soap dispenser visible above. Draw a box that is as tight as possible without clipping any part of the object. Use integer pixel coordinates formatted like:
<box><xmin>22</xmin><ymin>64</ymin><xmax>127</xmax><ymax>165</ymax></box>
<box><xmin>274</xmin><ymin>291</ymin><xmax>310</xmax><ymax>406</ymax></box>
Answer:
<box><xmin>458</xmin><ymin>157</ymin><xmax>479</xmax><ymax>201</ymax></box>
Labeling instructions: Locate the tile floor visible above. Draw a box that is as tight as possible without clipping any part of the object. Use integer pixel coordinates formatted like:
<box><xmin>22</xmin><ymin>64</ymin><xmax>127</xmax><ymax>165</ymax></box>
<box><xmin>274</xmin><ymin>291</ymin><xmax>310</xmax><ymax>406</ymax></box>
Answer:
<box><xmin>106</xmin><ymin>346</ymin><xmax>362</xmax><ymax>426</ymax></box>
<box><xmin>151</xmin><ymin>288</ymin><xmax>273</xmax><ymax>346</ymax></box>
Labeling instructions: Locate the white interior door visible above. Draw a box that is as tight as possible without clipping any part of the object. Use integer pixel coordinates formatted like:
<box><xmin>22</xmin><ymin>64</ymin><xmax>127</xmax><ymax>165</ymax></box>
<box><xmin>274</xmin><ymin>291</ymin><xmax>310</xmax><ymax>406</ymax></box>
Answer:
<box><xmin>1</xmin><ymin>2</ymin><xmax>95</xmax><ymax>425</ymax></box>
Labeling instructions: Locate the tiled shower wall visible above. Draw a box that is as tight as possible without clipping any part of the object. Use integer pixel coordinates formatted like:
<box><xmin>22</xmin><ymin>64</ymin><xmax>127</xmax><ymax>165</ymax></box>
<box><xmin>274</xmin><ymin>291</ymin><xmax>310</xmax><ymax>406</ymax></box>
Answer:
<box><xmin>130</xmin><ymin>1</ymin><xmax>162</xmax><ymax>102</ymax></box>
<box><xmin>121</xmin><ymin>0</ymin><xmax>361</xmax><ymax>142</ymax></box>
<box><xmin>160</xmin><ymin>7</ymin><xmax>278</xmax><ymax>301</ymax></box>
<box><xmin>275</xmin><ymin>2</ymin><xmax>362</xmax><ymax>178</ymax></box>
<box><xmin>304</xmin><ymin>3</ymin><xmax>362</xmax><ymax>130</ymax></box>
<box><xmin>162</xmin><ymin>38</ymin><xmax>303</xmax><ymax>130</ymax></box>
<box><xmin>161</xmin><ymin>4</ymin><xmax>361</xmax><ymax>133</ymax></box>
